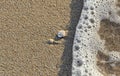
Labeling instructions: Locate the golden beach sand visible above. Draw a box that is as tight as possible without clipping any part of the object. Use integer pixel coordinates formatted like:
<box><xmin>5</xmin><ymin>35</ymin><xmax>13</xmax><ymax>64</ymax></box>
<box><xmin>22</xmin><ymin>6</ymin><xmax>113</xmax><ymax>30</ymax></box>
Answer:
<box><xmin>0</xmin><ymin>0</ymin><xmax>83</xmax><ymax>76</ymax></box>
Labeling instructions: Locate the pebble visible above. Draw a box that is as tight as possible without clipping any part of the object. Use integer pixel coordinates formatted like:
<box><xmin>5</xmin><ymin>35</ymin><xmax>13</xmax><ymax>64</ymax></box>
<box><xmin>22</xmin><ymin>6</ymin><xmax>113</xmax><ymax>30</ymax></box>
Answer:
<box><xmin>57</xmin><ymin>30</ymin><xmax>68</xmax><ymax>38</ymax></box>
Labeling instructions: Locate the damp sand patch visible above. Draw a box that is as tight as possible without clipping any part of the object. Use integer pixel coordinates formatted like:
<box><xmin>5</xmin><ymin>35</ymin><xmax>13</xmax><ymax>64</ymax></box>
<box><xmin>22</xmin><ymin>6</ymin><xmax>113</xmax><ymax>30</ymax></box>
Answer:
<box><xmin>98</xmin><ymin>19</ymin><xmax>120</xmax><ymax>52</ymax></box>
<box><xmin>96</xmin><ymin>19</ymin><xmax>120</xmax><ymax>76</ymax></box>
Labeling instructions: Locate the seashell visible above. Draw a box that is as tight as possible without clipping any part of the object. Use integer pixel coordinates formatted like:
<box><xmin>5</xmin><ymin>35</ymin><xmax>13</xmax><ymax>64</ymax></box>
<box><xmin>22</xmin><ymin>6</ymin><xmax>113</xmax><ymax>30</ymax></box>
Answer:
<box><xmin>48</xmin><ymin>39</ymin><xmax>61</xmax><ymax>44</ymax></box>
<box><xmin>48</xmin><ymin>39</ymin><xmax>54</xmax><ymax>44</ymax></box>
<box><xmin>57</xmin><ymin>30</ymin><xmax>68</xmax><ymax>38</ymax></box>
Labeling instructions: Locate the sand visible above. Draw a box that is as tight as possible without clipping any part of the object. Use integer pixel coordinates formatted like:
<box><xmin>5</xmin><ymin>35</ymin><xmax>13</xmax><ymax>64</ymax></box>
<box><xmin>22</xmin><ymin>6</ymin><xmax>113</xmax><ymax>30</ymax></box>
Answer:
<box><xmin>2</xmin><ymin>0</ymin><xmax>120</xmax><ymax>76</ymax></box>
<box><xmin>98</xmin><ymin>19</ymin><xmax>120</xmax><ymax>52</ymax></box>
<box><xmin>0</xmin><ymin>0</ymin><xmax>83</xmax><ymax>76</ymax></box>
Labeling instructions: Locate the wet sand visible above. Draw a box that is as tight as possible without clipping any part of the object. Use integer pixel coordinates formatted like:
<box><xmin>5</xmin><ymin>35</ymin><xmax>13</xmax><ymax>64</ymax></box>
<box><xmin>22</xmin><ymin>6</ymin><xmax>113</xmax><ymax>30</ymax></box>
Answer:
<box><xmin>97</xmin><ymin>19</ymin><xmax>120</xmax><ymax>76</ymax></box>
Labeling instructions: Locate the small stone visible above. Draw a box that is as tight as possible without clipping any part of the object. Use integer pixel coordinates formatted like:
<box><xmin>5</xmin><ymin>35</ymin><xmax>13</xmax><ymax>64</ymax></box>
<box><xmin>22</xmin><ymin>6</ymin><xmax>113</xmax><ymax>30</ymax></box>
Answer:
<box><xmin>57</xmin><ymin>30</ymin><xmax>68</xmax><ymax>38</ymax></box>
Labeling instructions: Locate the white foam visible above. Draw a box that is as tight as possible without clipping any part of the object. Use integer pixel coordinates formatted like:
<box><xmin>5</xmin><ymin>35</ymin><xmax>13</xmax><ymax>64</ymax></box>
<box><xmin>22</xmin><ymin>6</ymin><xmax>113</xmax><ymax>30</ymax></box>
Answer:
<box><xmin>72</xmin><ymin>0</ymin><xmax>120</xmax><ymax>76</ymax></box>
<box><xmin>109</xmin><ymin>51</ymin><xmax>120</xmax><ymax>61</ymax></box>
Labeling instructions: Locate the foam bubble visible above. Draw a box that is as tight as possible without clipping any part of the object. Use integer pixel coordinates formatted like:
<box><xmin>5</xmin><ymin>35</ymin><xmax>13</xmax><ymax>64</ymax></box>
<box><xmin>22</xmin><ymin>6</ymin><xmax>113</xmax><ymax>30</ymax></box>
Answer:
<box><xmin>72</xmin><ymin>0</ymin><xmax>120</xmax><ymax>76</ymax></box>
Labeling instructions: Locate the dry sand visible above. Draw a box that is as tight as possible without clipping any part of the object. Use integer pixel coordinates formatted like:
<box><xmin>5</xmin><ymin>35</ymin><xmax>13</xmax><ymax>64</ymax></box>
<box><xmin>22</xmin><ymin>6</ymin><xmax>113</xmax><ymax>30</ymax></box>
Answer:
<box><xmin>0</xmin><ymin>0</ymin><xmax>83</xmax><ymax>76</ymax></box>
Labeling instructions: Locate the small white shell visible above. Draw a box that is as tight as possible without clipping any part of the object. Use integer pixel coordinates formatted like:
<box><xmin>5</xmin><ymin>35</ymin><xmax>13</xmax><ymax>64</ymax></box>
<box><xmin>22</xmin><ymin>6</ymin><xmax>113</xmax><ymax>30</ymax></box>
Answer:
<box><xmin>57</xmin><ymin>30</ymin><xmax>67</xmax><ymax>38</ymax></box>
